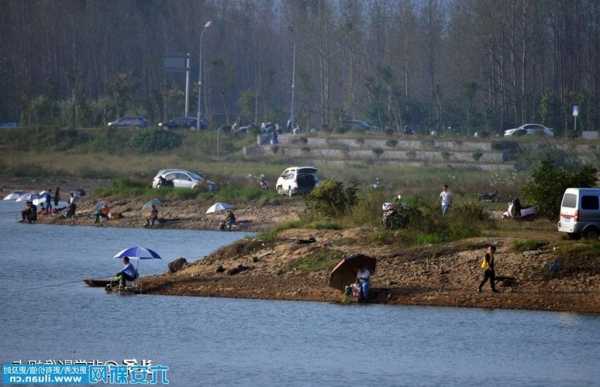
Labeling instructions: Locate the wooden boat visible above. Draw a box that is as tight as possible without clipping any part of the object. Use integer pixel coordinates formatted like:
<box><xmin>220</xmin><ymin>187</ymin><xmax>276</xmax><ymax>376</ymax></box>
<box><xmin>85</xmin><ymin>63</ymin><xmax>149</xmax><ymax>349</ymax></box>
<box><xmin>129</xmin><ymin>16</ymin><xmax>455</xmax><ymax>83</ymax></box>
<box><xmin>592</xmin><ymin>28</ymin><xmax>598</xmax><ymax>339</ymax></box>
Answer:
<box><xmin>83</xmin><ymin>278</ymin><xmax>116</xmax><ymax>287</ymax></box>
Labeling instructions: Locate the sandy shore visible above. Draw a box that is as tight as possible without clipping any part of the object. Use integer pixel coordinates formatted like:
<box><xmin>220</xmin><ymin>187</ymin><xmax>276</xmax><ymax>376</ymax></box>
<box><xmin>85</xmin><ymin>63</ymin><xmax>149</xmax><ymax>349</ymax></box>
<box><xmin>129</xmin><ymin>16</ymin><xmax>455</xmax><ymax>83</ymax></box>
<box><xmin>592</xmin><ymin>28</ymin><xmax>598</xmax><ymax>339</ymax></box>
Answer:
<box><xmin>36</xmin><ymin>197</ymin><xmax>301</xmax><ymax>232</ymax></box>
<box><xmin>1</xmin><ymin>179</ymin><xmax>302</xmax><ymax>232</ymax></box>
<box><xmin>138</xmin><ymin>228</ymin><xmax>600</xmax><ymax>314</ymax></box>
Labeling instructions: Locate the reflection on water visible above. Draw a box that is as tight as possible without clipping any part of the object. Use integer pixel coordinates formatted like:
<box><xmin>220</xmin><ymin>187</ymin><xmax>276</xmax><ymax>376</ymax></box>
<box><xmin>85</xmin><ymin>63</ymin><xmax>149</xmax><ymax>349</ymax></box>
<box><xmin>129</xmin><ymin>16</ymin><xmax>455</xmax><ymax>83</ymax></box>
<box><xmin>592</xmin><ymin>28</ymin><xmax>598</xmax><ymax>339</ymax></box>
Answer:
<box><xmin>1</xmin><ymin>201</ymin><xmax>599</xmax><ymax>387</ymax></box>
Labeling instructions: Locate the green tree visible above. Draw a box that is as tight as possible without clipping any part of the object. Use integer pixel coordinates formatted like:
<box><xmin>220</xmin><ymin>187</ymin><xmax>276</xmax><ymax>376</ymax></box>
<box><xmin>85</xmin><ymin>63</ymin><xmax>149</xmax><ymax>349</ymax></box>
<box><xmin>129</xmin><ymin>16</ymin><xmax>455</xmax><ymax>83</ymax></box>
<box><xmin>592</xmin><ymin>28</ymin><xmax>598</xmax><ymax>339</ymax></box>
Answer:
<box><xmin>523</xmin><ymin>158</ymin><xmax>597</xmax><ymax>218</ymax></box>
<box><xmin>305</xmin><ymin>179</ymin><xmax>357</xmax><ymax>218</ymax></box>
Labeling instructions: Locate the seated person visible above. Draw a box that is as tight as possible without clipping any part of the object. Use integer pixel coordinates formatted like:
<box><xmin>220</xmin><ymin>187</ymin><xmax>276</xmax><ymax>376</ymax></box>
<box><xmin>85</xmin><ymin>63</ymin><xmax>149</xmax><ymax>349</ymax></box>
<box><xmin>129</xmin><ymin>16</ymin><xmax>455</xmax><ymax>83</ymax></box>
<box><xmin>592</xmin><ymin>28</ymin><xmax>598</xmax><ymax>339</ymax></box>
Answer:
<box><xmin>20</xmin><ymin>201</ymin><xmax>37</xmax><ymax>223</ymax></box>
<box><xmin>223</xmin><ymin>210</ymin><xmax>237</xmax><ymax>231</ymax></box>
<box><xmin>64</xmin><ymin>193</ymin><xmax>78</xmax><ymax>218</ymax></box>
<box><xmin>356</xmin><ymin>266</ymin><xmax>371</xmax><ymax>301</ymax></box>
<box><xmin>114</xmin><ymin>256</ymin><xmax>139</xmax><ymax>286</ymax></box>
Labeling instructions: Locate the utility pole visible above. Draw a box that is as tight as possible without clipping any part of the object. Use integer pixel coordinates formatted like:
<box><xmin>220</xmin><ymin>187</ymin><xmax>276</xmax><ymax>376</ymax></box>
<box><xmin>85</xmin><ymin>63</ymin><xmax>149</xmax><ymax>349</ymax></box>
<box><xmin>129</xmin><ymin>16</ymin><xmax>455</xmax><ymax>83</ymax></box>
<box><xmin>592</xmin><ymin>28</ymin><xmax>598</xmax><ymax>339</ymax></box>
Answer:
<box><xmin>196</xmin><ymin>21</ymin><xmax>212</xmax><ymax>130</ymax></box>
<box><xmin>289</xmin><ymin>26</ymin><xmax>296</xmax><ymax>130</ymax></box>
<box><xmin>184</xmin><ymin>52</ymin><xmax>190</xmax><ymax>117</ymax></box>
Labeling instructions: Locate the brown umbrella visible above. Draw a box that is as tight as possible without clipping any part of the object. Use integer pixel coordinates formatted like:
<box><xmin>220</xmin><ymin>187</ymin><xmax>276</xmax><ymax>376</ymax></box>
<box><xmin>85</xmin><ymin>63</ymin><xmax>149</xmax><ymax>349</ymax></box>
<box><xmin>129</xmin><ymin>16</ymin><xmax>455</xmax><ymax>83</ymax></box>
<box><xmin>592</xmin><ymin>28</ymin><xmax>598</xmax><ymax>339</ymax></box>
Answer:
<box><xmin>328</xmin><ymin>254</ymin><xmax>377</xmax><ymax>291</ymax></box>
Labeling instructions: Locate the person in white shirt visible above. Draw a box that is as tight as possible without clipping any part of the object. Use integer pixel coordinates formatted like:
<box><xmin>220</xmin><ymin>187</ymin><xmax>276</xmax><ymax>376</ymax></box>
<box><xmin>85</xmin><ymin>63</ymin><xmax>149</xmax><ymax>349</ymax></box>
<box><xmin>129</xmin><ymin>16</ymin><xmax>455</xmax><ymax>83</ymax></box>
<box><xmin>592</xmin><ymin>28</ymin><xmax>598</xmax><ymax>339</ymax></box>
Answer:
<box><xmin>356</xmin><ymin>267</ymin><xmax>371</xmax><ymax>301</ymax></box>
<box><xmin>439</xmin><ymin>184</ymin><xmax>453</xmax><ymax>216</ymax></box>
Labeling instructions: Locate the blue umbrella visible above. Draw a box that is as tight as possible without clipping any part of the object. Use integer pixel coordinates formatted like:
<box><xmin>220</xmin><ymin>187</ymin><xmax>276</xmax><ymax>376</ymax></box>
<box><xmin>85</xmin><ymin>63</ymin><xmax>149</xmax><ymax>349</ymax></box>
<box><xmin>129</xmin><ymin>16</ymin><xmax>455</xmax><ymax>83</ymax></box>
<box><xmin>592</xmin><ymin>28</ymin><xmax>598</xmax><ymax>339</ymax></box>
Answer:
<box><xmin>113</xmin><ymin>246</ymin><xmax>162</xmax><ymax>260</ymax></box>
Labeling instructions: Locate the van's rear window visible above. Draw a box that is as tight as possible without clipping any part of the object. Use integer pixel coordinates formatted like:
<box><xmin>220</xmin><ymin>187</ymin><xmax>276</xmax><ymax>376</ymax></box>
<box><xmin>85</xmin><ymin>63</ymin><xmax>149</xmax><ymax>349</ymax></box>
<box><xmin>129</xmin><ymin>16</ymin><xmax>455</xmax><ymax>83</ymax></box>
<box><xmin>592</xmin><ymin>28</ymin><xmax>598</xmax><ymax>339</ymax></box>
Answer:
<box><xmin>582</xmin><ymin>195</ymin><xmax>599</xmax><ymax>210</ymax></box>
<box><xmin>298</xmin><ymin>168</ymin><xmax>317</xmax><ymax>174</ymax></box>
<box><xmin>561</xmin><ymin>193</ymin><xmax>577</xmax><ymax>208</ymax></box>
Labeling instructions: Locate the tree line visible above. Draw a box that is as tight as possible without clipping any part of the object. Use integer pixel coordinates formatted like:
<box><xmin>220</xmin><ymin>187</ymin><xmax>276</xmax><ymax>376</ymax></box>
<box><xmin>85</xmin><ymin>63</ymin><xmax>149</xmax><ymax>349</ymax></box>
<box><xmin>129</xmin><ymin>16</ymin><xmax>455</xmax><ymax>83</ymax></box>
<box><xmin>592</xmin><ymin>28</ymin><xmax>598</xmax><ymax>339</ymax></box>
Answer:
<box><xmin>1</xmin><ymin>0</ymin><xmax>599</xmax><ymax>135</ymax></box>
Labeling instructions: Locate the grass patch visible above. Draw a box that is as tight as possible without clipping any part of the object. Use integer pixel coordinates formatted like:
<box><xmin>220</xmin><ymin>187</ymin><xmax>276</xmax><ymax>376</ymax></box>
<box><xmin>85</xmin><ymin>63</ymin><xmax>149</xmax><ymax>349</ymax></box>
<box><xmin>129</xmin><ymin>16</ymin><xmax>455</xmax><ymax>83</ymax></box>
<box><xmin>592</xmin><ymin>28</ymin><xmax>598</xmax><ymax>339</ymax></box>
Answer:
<box><xmin>288</xmin><ymin>248</ymin><xmax>344</xmax><ymax>272</ymax></box>
<box><xmin>512</xmin><ymin>239</ymin><xmax>548</xmax><ymax>252</ymax></box>
<box><xmin>540</xmin><ymin>241</ymin><xmax>600</xmax><ymax>278</ymax></box>
<box><xmin>203</xmin><ymin>184</ymin><xmax>280</xmax><ymax>204</ymax></box>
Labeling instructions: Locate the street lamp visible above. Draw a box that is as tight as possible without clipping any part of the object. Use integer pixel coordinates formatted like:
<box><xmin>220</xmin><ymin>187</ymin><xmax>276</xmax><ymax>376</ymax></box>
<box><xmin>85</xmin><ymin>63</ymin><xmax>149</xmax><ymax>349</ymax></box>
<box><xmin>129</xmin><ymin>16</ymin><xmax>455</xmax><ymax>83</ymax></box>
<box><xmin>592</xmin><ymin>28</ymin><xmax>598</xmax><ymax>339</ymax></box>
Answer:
<box><xmin>196</xmin><ymin>20</ymin><xmax>212</xmax><ymax>130</ymax></box>
<box><xmin>288</xmin><ymin>26</ymin><xmax>296</xmax><ymax>131</ymax></box>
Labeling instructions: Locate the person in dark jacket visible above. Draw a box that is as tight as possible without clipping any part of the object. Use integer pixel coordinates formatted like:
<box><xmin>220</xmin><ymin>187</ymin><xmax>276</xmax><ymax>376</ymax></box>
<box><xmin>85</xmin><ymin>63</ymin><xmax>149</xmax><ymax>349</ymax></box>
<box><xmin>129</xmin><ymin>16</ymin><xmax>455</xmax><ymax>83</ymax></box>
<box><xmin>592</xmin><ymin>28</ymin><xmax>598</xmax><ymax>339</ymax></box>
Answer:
<box><xmin>21</xmin><ymin>201</ymin><xmax>37</xmax><ymax>223</ymax></box>
<box><xmin>478</xmin><ymin>244</ymin><xmax>498</xmax><ymax>293</ymax></box>
<box><xmin>54</xmin><ymin>187</ymin><xmax>60</xmax><ymax>207</ymax></box>
<box><xmin>114</xmin><ymin>256</ymin><xmax>139</xmax><ymax>287</ymax></box>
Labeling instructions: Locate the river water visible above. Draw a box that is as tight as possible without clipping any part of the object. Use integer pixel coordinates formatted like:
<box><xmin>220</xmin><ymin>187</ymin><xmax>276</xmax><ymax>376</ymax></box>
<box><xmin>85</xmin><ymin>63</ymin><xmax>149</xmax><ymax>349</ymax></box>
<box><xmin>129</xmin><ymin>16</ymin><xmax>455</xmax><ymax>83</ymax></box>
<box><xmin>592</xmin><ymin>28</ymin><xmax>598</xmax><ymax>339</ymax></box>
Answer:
<box><xmin>1</xmin><ymin>201</ymin><xmax>599</xmax><ymax>386</ymax></box>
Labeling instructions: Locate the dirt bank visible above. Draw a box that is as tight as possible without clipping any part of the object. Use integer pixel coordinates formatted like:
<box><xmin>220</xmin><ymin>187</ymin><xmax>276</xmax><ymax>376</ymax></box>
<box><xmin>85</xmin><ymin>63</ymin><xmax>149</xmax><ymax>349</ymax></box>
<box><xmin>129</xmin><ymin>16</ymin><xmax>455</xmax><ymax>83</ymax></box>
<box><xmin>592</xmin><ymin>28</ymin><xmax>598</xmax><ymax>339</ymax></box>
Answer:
<box><xmin>138</xmin><ymin>228</ymin><xmax>600</xmax><ymax>314</ymax></box>
<box><xmin>35</xmin><ymin>196</ymin><xmax>302</xmax><ymax>232</ymax></box>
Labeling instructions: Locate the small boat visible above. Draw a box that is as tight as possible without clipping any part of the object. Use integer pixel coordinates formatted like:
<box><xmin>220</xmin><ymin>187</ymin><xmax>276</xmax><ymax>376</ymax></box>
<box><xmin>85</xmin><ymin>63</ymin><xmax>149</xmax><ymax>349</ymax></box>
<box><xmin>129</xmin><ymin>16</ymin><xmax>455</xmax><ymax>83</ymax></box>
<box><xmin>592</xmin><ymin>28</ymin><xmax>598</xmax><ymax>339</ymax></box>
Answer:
<box><xmin>83</xmin><ymin>278</ymin><xmax>116</xmax><ymax>287</ymax></box>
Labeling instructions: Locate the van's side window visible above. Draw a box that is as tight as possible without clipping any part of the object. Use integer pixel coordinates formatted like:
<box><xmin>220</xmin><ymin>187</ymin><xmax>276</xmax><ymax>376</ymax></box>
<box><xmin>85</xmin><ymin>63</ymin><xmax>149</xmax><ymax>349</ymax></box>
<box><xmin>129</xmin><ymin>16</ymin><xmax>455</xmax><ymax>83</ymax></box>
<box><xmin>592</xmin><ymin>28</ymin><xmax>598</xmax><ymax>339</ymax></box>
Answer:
<box><xmin>562</xmin><ymin>193</ymin><xmax>577</xmax><ymax>208</ymax></box>
<box><xmin>581</xmin><ymin>196</ymin><xmax>599</xmax><ymax>210</ymax></box>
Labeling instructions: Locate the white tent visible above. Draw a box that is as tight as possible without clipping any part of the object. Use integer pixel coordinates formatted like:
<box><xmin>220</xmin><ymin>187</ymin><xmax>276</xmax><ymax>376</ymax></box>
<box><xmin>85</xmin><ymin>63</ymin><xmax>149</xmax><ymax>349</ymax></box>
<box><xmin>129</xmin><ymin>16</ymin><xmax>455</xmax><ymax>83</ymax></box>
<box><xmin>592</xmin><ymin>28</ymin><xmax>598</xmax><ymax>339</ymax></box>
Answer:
<box><xmin>206</xmin><ymin>202</ymin><xmax>234</xmax><ymax>214</ymax></box>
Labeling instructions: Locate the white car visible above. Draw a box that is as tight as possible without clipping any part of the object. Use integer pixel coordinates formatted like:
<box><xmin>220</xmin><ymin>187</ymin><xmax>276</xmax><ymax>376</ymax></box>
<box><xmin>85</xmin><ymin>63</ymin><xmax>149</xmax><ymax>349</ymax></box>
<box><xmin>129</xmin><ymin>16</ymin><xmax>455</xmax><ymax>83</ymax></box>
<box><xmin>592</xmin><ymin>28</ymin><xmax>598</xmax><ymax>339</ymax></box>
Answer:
<box><xmin>152</xmin><ymin>169</ymin><xmax>218</xmax><ymax>191</ymax></box>
<box><xmin>504</xmin><ymin>123</ymin><xmax>554</xmax><ymax>137</ymax></box>
<box><xmin>276</xmin><ymin>166</ymin><xmax>319</xmax><ymax>197</ymax></box>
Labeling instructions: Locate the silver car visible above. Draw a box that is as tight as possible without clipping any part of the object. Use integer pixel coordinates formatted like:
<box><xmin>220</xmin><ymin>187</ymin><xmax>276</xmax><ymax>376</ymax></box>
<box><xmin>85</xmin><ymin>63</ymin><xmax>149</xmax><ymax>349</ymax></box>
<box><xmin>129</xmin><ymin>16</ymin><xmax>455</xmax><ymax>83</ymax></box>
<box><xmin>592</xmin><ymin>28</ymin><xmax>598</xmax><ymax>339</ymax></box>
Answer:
<box><xmin>152</xmin><ymin>169</ymin><xmax>218</xmax><ymax>191</ymax></box>
<box><xmin>504</xmin><ymin>123</ymin><xmax>554</xmax><ymax>137</ymax></box>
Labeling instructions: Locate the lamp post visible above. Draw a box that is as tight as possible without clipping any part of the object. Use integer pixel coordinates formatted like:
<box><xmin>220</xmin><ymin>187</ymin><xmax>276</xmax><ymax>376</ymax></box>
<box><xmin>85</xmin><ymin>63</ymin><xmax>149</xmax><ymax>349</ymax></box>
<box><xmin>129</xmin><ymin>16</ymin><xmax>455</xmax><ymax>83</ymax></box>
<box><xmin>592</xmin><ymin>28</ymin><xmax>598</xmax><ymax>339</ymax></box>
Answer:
<box><xmin>288</xmin><ymin>25</ymin><xmax>296</xmax><ymax>131</ymax></box>
<box><xmin>196</xmin><ymin>20</ymin><xmax>212</xmax><ymax>130</ymax></box>
<box><xmin>184</xmin><ymin>52</ymin><xmax>190</xmax><ymax>117</ymax></box>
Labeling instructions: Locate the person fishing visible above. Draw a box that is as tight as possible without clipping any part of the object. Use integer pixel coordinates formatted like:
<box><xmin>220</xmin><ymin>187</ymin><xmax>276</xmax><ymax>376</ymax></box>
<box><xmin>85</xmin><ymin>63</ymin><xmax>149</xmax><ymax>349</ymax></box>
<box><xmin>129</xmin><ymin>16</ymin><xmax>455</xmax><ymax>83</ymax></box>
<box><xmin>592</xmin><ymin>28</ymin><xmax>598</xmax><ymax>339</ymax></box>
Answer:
<box><xmin>114</xmin><ymin>256</ymin><xmax>139</xmax><ymax>287</ymax></box>
<box><xmin>478</xmin><ymin>244</ymin><xmax>499</xmax><ymax>293</ymax></box>
<box><xmin>20</xmin><ymin>201</ymin><xmax>37</xmax><ymax>223</ymax></box>
<box><xmin>221</xmin><ymin>210</ymin><xmax>236</xmax><ymax>231</ymax></box>
<box><xmin>145</xmin><ymin>204</ymin><xmax>159</xmax><ymax>227</ymax></box>
<box><xmin>356</xmin><ymin>266</ymin><xmax>371</xmax><ymax>301</ymax></box>
<box><xmin>44</xmin><ymin>189</ymin><xmax>52</xmax><ymax>214</ymax></box>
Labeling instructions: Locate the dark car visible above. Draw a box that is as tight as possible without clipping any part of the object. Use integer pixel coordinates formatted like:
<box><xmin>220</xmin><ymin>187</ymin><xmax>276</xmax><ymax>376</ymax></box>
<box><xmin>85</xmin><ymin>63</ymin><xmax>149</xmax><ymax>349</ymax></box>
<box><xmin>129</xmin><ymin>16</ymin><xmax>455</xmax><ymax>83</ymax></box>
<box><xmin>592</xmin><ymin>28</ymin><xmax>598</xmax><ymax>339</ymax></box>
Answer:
<box><xmin>158</xmin><ymin>116</ymin><xmax>207</xmax><ymax>130</ymax></box>
<box><xmin>107</xmin><ymin>116</ymin><xmax>148</xmax><ymax>128</ymax></box>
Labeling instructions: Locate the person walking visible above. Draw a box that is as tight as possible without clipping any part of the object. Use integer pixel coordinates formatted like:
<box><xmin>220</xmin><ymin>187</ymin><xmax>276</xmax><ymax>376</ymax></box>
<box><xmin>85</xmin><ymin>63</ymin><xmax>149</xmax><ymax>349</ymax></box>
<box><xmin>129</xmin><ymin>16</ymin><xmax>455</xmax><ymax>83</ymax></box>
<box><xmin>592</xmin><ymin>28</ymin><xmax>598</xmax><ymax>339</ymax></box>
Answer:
<box><xmin>439</xmin><ymin>184</ymin><xmax>453</xmax><ymax>216</ymax></box>
<box><xmin>478</xmin><ymin>244</ymin><xmax>499</xmax><ymax>293</ymax></box>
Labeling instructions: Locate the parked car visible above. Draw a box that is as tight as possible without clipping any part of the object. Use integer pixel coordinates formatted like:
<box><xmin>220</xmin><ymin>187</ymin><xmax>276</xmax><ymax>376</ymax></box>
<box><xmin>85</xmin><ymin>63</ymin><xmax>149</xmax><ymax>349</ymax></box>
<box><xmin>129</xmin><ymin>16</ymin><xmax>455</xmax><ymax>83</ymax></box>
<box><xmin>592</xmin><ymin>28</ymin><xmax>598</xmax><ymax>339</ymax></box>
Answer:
<box><xmin>107</xmin><ymin>116</ymin><xmax>148</xmax><ymax>128</ymax></box>
<box><xmin>340</xmin><ymin>120</ymin><xmax>379</xmax><ymax>132</ymax></box>
<box><xmin>152</xmin><ymin>169</ymin><xmax>218</xmax><ymax>191</ymax></box>
<box><xmin>0</xmin><ymin>121</ymin><xmax>18</xmax><ymax>129</ymax></box>
<box><xmin>275</xmin><ymin>166</ymin><xmax>319</xmax><ymax>197</ymax></box>
<box><xmin>557</xmin><ymin>188</ymin><xmax>600</xmax><ymax>240</ymax></box>
<box><xmin>158</xmin><ymin>116</ymin><xmax>206</xmax><ymax>130</ymax></box>
<box><xmin>504</xmin><ymin>123</ymin><xmax>554</xmax><ymax>137</ymax></box>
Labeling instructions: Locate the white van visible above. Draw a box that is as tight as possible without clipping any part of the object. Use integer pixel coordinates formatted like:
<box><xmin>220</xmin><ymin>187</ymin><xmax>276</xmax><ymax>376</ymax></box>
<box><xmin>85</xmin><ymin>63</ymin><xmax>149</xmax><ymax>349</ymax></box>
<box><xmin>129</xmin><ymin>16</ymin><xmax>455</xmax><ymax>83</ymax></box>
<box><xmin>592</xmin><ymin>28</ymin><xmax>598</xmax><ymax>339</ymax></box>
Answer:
<box><xmin>557</xmin><ymin>188</ymin><xmax>600</xmax><ymax>240</ymax></box>
<box><xmin>275</xmin><ymin>166</ymin><xmax>319</xmax><ymax>197</ymax></box>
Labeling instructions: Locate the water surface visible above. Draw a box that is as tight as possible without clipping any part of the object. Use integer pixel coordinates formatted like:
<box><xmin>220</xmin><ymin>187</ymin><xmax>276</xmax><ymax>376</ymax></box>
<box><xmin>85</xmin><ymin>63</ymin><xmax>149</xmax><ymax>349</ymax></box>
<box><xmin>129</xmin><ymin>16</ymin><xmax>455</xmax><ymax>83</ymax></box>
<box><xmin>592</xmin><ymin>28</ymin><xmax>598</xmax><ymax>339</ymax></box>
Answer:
<box><xmin>1</xmin><ymin>201</ymin><xmax>599</xmax><ymax>386</ymax></box>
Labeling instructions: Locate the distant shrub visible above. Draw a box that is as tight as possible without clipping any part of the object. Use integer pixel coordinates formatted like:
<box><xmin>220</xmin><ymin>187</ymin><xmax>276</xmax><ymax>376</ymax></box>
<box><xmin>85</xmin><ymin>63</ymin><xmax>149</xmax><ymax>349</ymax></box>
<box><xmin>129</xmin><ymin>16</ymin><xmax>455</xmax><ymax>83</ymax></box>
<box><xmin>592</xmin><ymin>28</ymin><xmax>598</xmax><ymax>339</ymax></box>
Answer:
<box><xmin>472</xmin><ymin>151</ymin><xmax>483</xmax><ymax>161</ymax></box>
<box><xmin>385</xmin><ymin>139</ymin><xmax>398</xmax><ymax>148</ymax></box>
<box><xmin>129</xmin><ymin>128</ymin><xmax>182</xmax><ymax>152</ymax></box>
<box><xmin>305</xmin><ymin>179</ymin><xmax>358</xmax><ymax>217</ymax></box>
<box><xmin>441</xmin><ymin>151</ymin><xmax>451</xmax><ymax>160</ymax></box>
<box><xmin>372</xmin><ymin>147</ymin><xmax>384</xmax><ymax>157</ymax></box>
